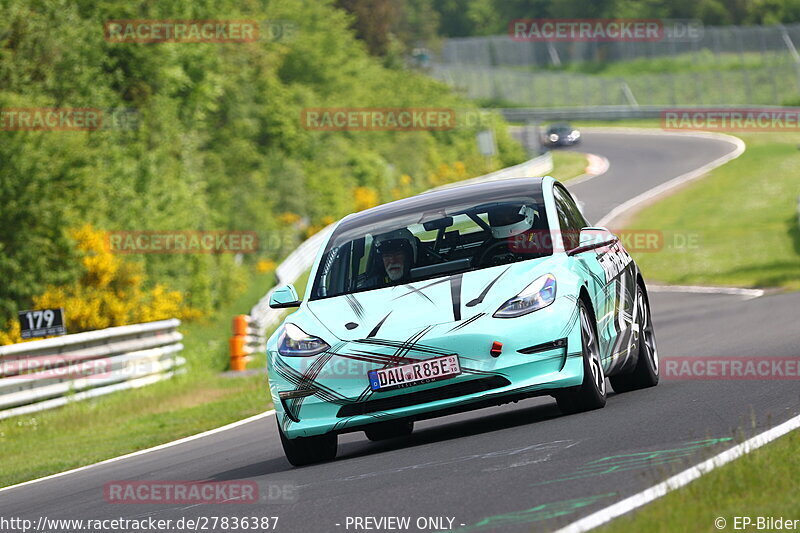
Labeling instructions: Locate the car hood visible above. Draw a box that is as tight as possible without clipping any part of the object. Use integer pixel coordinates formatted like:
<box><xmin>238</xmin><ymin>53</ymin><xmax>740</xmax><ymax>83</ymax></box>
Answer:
<box><xmin>306</xmin><ymin>257</ymin><xmax>559</xmax><ymax>341</ymax></box>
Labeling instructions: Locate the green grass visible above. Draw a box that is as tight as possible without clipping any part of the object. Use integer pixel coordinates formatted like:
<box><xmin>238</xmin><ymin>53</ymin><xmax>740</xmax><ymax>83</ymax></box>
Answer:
<box><xmin>600</xmin><ymin>428</ymin><xmax>800</xmax><ymax>532</ymax></box>
<box><xmin>533</xmin><ymin>51</ymin><xmax>794</xmax><ymax>77</ymax></box>
<box><xmin>626</xmin><ymin>131</ymin><xmax>800</xmax><ymax>290</ymax></box>
<box><xmin>550</xmin><ymin>150</ymin><xmax>589</xmax><ymax>182</ymax></box>
<box><xmin>0</xmin><ymin>372</ymin><xmax>269</xmax><ymax>488</ymax></box>
<box><xmin>0</xmin><ymin>268</ymin><xmax>279</xmax><ymax>489</ymax></box>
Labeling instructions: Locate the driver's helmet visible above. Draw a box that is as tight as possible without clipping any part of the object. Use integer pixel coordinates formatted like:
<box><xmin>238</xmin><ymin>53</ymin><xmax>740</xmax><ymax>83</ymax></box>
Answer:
<box><xmin>486</xmin><ymin>203</ymin><xmax>538</xmax><ymax>239</ymax></box>
<box><xmin>374</xmin><ymin>228</ymin><xmax>418</xmax><ymax>262</ymax></box>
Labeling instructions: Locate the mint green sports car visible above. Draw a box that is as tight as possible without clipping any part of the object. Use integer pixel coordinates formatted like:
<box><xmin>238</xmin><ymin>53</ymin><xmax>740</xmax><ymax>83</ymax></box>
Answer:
<box><xmin>267</xmin><ymin>177</ymin><xmax>659</xmax><ymax>466</ymax></box>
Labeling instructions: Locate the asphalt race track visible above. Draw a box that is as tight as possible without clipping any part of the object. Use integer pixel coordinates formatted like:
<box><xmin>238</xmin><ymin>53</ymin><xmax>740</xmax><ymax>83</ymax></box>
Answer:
<box><xmin>2</xmin><ymin>131</ymin><xmax>799</xmax><ymax>533</ymax></box>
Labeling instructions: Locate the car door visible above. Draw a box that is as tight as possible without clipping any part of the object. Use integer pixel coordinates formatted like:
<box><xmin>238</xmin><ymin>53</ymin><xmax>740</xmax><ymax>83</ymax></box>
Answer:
<box><xmin>553</xmin><ymin>184</ymin><xmax>637</xmax><ymax>373</ymax></box>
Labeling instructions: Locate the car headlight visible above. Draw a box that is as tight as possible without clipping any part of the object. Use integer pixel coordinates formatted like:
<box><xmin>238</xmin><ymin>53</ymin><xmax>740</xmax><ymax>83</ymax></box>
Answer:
<box><xmin>549</xmin><ymin>133</ymin><xmax>559</xmax><ymax>142</ymax></box>
<box><xmin>493</xmin><ymin>274</ymin><xmax>557</xmax><ymax>318</ymax></box>
<box><xmin>277</xmin><ymin>323</ymin><xmax>330</xmax><ymax>357</ymax></box>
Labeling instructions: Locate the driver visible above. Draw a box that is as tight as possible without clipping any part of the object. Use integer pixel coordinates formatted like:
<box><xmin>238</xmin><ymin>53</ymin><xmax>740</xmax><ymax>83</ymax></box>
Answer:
<box><xmin>487</xmin><ymin>203</ymin><xmax>538</xmax><ymax>238</ymax></box>
<box><xmin>374</xmin><ymin>229</ymin><xmax>418</xmax><ymax>284</ymax></box>
<box><xmin>481</xmin><ymin>203</ymin><xmax>540</xmax><ymax>262</ymax></box>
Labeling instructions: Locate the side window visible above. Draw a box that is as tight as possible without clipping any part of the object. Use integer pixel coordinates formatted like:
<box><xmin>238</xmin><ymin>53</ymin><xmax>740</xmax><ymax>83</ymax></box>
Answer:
<box><xmin>553</xmin><ymin>185</ymin><xmax>587</xmax><ymax>250</ymax></box>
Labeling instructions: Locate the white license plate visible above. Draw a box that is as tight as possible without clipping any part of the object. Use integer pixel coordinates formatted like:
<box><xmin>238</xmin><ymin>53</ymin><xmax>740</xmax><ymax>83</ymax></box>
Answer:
<box><xmin>368</xmin><ymin>355</ymin><xmax>461</xmax><ymax>392</ymax></box>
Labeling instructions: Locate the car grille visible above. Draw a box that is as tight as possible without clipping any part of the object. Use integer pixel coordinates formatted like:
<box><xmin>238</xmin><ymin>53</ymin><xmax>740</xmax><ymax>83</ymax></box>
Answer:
<box><xmin>336</xmin><ymin>376</ymin><xmax>510</xmax><ymax>417</ymax></box>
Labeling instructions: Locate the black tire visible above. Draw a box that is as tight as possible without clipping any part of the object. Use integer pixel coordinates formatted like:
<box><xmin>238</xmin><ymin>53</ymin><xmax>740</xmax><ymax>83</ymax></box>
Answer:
<box><xmin>556</xmin><ymin>299</ymin><xmax>607</xmax><ymax>414</ymax></box>
<box><xmin>364</xmin><ymin>420</ymin><xmax>414</xmax><ymax>441</ymax></box>
<box><xmin>277</xmin><ymin>421</ymin><xmax>337</xmax><ymax>467</ymax></box>
<box><xmin>610</xmin><ymin>284</ymin><xmax>659</xmax><ymax>393</ymax></box>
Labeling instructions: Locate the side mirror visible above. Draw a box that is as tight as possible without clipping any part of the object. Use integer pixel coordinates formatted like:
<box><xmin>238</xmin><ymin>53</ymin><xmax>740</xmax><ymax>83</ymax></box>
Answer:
<box><xmin>269</xmin><ymin>284</ymin><xmax>301</xmax><ymax>309</ymax></box>
<box><xmin>568</xmin><ymin>227</ymin><xmax>618</xmax><ymax>255</ymax></box>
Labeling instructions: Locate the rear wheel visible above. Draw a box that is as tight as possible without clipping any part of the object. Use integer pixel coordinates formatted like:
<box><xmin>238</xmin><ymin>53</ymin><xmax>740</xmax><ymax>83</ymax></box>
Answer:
<box><xmin>364</xmin><ymin>420</ymin><xmax>414</xmax><ymax>441</ymax></box>
<box><xmin>610</xmin><ymin>285</ymin><xmax>659</xmax><ymax>393</ymax></box>
<box><xmin>277</xmin><ymin>421</ymin><xmax>337</xmax><ymax>467</ymax></box>
<box><xmin>556</xmin><ymin>299</ymin><xmax>607</xmax><ymax>414</ymax></box>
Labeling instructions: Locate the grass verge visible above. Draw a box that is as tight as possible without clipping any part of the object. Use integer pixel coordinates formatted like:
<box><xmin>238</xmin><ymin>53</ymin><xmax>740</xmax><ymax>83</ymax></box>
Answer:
<box><xmin>0</xmin><ymin>269</ymin><xmax>278</xmax><ymax>489</ymax></box>
<box><xmin>625</xmin><ymin>131</ymin><xmax>800</xmax><ymax>290</ymax></box>
<box><xmin>599</xmin><ymin>428</ymin><xmax>800</xmax><ymax>532</ymax></box>
<box><xmin>550</xmin><ymin>150</ymin><xmax>589</xmax><ymax>182</ymax></box>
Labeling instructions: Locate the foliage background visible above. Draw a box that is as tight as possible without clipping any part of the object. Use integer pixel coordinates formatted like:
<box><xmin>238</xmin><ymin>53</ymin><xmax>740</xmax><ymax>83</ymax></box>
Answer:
<box><xmin>0</xmin><ymin>0</ymin><xmax>525</xmax><ymax>338</ymax></box>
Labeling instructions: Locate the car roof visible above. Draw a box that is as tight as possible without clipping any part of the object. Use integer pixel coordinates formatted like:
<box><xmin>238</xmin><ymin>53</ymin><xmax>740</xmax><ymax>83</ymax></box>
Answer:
<box><xmin>341</xmin><ymin>177</ymin><xmax>547</xmax><ymax>229</ymax></box>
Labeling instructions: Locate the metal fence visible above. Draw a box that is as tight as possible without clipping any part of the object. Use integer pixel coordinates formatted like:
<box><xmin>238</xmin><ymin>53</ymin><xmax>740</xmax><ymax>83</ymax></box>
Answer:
<box><xmin>436</xmin><ymin>23</ymin><xmax>800</xmax><ymax>67</ymax></box>
<box><xmin>428</xmin><ymin>23</ymin><xmax>800</xmax><ymax>107</ymax></box>
<box><xmin>0</xmin><ymin>319</ymin><xmax>184</xmax><ymax>419</ymax></box>
<box><xmin>497</xmin><ymin>104</ymin><xmax>791</xmax><ymax>122</ymax></box>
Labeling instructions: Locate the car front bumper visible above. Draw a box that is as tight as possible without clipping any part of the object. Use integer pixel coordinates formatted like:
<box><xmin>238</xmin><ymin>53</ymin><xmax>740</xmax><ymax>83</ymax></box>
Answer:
<box><xmin>268</xmin><ymin>296</ymin><xmax>585</xmax><ymax>438</ymax></box>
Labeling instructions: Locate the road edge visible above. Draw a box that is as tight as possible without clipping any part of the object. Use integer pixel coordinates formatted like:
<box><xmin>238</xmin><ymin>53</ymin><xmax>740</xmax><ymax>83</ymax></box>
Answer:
<box><xmin>0</xmin><ymin>410</ymin><xmax>276</xmax><ymax>494</ymax></box>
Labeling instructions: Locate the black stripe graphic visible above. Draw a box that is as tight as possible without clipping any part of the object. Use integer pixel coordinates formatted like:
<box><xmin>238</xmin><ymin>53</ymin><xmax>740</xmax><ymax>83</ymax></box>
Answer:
<box><xmin>345</xmin><ymin>294</ymin><xmax>365</xmax><ymax>320</ymax></box>
<box><xmin>367</xmin><ymin>313</ymin><xmax>391</xmax><ymax>338</ymax></box>
<box><xmin>450</xmin><ymin>274</ymin><xmax>463</xmax><ymax>322</ymax></box>
<box><xmin>447</xmin><ymin>312</ymin><xmax>485</xmax><ymax>332</ymax></box>
<box><xmin>466</xmin><ymin>266</ymin><xmax>511</xmax><ymax>307</ymax></box>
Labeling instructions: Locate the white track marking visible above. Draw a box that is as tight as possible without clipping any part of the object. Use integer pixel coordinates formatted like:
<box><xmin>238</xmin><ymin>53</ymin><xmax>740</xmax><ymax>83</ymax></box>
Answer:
<box><xmin>553</xmin><ymin>412</ymin><xmax>800</xmax><ymax>533</ymax></box>
<box><xmin>595</xmin><ymin>130</ymin><xmax>746</xmax><ymax>228</ymax></box>
<box><xmin>0</xmin><ymin>410</ymin><xmax>276</xmax><ymax>494</ymax></box>
<box><xmin>647</xmin><ymin>284</ymin><xmax>764</xmax><ymax>300</ymax></box>
<box><xmin>552</xmin><ymin>128</ymin><xmax>778</xmax><ymax>532</ymax></box>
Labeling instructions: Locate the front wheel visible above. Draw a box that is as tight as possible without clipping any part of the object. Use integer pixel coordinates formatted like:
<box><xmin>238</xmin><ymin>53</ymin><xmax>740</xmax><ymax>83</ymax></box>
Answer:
<box><xmin>556</xmin><ymin>300</ymin><xmax>607</xmax><ymax>414</ymax></box>
<box><xmin>277</xmin><ymin>421</ymin><xmax>337</xmax><ymax>467</ymax></box>
<box><xmin>610</xmin><ymin>284</ymin><xmax>659</xmax><ymax>393</ymax></box>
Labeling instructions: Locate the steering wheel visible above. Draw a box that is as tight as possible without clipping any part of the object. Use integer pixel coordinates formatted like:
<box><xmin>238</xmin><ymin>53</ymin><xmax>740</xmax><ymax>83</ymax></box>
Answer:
<box><xmin>476</xmin><ymin>240</ymin><xmax>515</xmax><ymax>266</ymax></box>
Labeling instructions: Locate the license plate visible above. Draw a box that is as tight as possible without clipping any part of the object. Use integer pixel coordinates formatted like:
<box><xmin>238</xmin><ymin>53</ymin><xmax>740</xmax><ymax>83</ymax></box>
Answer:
<box><xmin>368</xmin><ymin>355</ymin><xmax>461</xmax><ymax>392</ymax></box>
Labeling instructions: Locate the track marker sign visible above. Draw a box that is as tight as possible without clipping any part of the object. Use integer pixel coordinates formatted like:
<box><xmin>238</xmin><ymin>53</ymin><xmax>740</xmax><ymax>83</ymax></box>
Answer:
<box><xmin>18</xmin><ymin>308</ymin><xmax>66</xmax><ymax>339</ymax></box>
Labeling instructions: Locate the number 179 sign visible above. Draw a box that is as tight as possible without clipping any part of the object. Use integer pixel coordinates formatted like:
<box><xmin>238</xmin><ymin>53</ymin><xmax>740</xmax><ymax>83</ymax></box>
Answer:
<box><xmin>18</xmin><ymin>308</ymin><xmax>67</xmax><ymax>339</ymax></box>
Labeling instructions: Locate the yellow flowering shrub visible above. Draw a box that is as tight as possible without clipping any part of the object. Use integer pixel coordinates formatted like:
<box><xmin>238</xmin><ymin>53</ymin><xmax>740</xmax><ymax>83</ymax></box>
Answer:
<box><xmin>0</xmin><ymin>224</ymin><xmax>202</xmax><ymax>345</ymax></box>
<box><xmin>256</xmin><ymin>259</ymin><xmax>277</xmax><ymax>273</ymax></box>
<box><xmin>354</xmin><ymin>186</ymin><xmax>379</xmax><ymax>211</ymax></box>
<box><xmin>304</xmin><ymin>224</ymin><xmax>323</xmax><ymax>239</ymax></box>
<box><xmin>278</xmin><ymin>212</ymin><xmax>301</xmax><ymax>225</ymax></box>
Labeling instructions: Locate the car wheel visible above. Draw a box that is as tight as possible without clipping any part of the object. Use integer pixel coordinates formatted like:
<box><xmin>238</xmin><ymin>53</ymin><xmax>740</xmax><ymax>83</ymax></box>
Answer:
<box><xmin>364</xmin><ymin>420</ymin><xmax>414</xmax><ymax>441</ymax></box>
<box><xmin>277</xmin><ymin>421</ymin><xmax>337</xmax><ymax>466</ymax></box>
<box><xmin>610</xmin><ymin>284</ymin><xmax>659</xmax><ymax>393</ymax></box>
<box><xmin>556</xmin><ymin>299</ymin><xmax>607</xmax><ymax>414</ymax></box>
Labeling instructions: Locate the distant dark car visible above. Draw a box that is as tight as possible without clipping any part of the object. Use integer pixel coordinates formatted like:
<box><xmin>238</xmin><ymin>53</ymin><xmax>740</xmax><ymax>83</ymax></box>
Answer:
<box><xmin>544</xmin><ymin>123</ymin><xmax>581</xmax><ymax>146</ymax></box>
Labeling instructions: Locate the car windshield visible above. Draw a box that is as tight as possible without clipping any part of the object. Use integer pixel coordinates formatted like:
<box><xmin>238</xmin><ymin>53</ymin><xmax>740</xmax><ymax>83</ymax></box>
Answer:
<box><xmin>310</xmin><ymin>187</ymin><xmax>551</xmax><ymax>300</ymax></box>
<box><xmin>549</xmin><ymin>124</ymin><xmax>573</xmax><ymax>133</ymax></box>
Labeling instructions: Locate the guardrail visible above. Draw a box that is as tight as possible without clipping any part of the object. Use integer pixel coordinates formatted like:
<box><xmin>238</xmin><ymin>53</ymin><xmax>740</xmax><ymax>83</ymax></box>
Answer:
<box><xmin>231</xmin><ymin>151</ymin><xmax>554</xmax><ymax>366</ymax></box>
<box><xmin>0</xmin><ymin>319</ymin><xmax>184</xmax><ymax>419</ymax></box>
<box><xmin>498</xmin><ymin>105</ymin><xmax>791</xmax><ymax>123</ymax></box>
